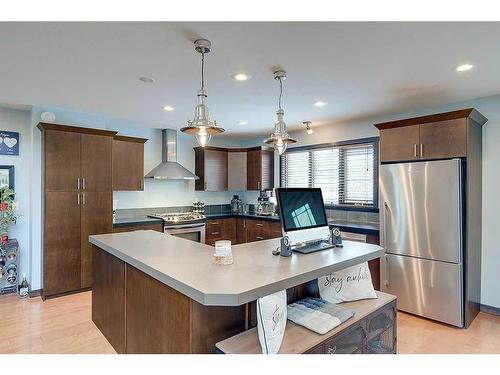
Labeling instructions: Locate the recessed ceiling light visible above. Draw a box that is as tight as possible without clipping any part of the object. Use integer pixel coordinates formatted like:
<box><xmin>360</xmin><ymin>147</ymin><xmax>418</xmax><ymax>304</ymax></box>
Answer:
<box><xmin>239</xmin><ymin>121</ymin><xmax>247</xmax><ymax>125</ymax></box>
<box><xmin>232</xmin><ymin>73</ymin><xmax>251</xmax><ymax>81</ymax></box>
<box><xmin>313</xmin><ymin>101</ymin><xmax>327</xmax><ymax>107</ymax></box>
<box><xmin>162</xmin><ymin>105</ymin><xmax>175</xmax><ymax>112</ymax></box>
<box><xmin>139</xmin><ymin>76</ymin><xmax>155</xmax><ymax>83</ymax></box>
<box><xmin>456</xmin><ymin>64</ymin><xmax>474</xmax><ymax>72</ymax></box>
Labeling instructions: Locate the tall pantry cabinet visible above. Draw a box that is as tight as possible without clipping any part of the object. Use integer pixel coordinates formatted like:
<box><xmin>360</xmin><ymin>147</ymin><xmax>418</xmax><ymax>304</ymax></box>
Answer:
<box><xmin>39</xmin><ymin>123</ymin><xmax>116</xmax><ymax>298</ymax></box>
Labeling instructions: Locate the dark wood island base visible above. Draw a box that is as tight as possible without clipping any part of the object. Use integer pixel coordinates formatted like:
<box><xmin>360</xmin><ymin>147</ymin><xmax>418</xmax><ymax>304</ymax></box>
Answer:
<box><xmin>92</xmin><ymin>246</ymin><xmax>246</xmax><ymax>353</ymax></box>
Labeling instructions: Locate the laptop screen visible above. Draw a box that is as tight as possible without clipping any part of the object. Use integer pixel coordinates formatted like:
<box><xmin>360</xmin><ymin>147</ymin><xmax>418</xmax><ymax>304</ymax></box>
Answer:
<box><xmin>276</xmin><ymin>188</ymin><xmax>328</xmax><ymax>233</ymax></box>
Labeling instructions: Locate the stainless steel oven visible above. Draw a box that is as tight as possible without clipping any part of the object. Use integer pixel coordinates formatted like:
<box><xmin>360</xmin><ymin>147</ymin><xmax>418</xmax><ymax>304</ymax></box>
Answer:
<box><xmin>164</xmin><ymin>222</ymin><xmax>206</xmax><ymax>243</ymax></box>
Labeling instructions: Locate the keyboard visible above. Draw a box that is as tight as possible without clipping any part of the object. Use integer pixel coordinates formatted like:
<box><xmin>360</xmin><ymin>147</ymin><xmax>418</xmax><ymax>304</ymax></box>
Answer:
<box><xmin>292</xmin><ymin>241</ymin><xmax>335</xmax><ymax>254</ymax></box>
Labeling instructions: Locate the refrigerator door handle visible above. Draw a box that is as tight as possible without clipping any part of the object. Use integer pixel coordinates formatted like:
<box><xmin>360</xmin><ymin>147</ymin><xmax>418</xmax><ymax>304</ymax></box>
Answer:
<box><xmin>383</xmin><ymin>202</ymin><xmax>390</xmax><ymax>252</ymax></box>
<box><xmin>384</xmin><ymin>255</ymin><xmax>390</xmax><ymax>287</ymax></box>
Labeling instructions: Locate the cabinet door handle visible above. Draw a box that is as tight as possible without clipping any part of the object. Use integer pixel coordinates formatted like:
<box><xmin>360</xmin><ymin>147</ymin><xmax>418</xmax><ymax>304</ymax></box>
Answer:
<box><xmin>211</xmin><ymin>232</ymin><xmax>220</xmax><ymax>235</ymax></box>
<box><xmin>77</xmin><ymin>178</ymin><xmax>81</xmax><ymax>190</ymax></box>
<box><xmin>211</xmin><ymin>222</ymin><xmax>220</xmax><ymax>225</ymax></box>
<box><xmin>256</xmin><ymin>223</ymin><xmax>263</xmax><ymax>227</ymax></box>
<box><xmin>414</xmin><ymin>144</ymin><xmax>418</xmax><ymax>158</ymax></box>
<box><xmin>257</xmin><ymin>181</ymin><xmax>261</xmax><ymax>190</ymax></box>
<box><xmin>83</xmin><ymin>193</ymin><xmax>87</xmax><ymax>205</ymax></box>
<box><xmin>243</xmin><ymin>219</ymin><xmax>246</xmax><ymax>228</ymax></box>
<box><xmin>420</xmin><ymin>143</ymin><xmax>424</xmax><ymax>157</ymax></box>
<box><xmin>77</xmin><ymin>193</ymin><xmax>80</xmax><ymax>205</ymax></box>
<box><xmin>82</xmin><ymin>178</ymin><xmax>86</xmax><ymax>190</ymax></box>
<box><xmin>256</xmin><ymin>236</ymin><xmax>264</xmax><ymax>240</ymax></box>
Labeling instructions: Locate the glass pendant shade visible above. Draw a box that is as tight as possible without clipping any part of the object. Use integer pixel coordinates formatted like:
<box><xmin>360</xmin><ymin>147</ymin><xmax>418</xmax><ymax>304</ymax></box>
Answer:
<box><xmin>194</xmin><ymin>126</ymin><xmax>212</xmax><ymax>147</ymax></box>
<box><xmin>275</xmin><ymin>138</ymin><xmax>287</xmax><ymax>155</ymax></box>
<box><xmin>264</xmin><ymin>108</ymin><xmax>296</xmax><ymax>155</ymax></box>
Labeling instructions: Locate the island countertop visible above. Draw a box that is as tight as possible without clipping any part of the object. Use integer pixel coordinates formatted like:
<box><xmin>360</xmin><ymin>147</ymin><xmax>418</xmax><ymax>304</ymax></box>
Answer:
<box><xmin>89</xmin><ymin>230</ymin><xmax>384</xmax><ymax>306</ymax></box>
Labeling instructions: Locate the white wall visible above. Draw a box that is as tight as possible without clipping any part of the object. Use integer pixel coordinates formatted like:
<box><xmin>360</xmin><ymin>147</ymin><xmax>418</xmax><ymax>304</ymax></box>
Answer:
<box><xmin>245</xmin><ymin>93</ymin><xmax>500</xmax><ymax>309</ymax></box>
<box><xmin>0</xmin><ymin>107</ymin><xmax>32</xmax><ymax>283</ymax></box>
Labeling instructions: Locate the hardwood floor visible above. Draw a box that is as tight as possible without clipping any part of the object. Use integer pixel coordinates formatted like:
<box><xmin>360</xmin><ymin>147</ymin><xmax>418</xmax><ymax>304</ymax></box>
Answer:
<box><xmin>398</xmin><ymin>311</ymin><xmax>500</xmax><ymax>354</ymax></box>
<box><xmin>0</xmin><ymin>291</ymin><xmax>499</xmax><ymax>354</ymax></box>
<box><xmin>0</xmin><ymin>291</ymin><xmax>115</xmax><ymax>354</ymax></box>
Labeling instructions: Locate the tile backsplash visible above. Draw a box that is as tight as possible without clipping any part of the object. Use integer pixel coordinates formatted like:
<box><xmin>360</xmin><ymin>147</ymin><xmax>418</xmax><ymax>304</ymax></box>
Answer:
<box><xmin>115</xmin><ymin>204</ymin><xmax>232</xmax><ymax>219</ymax></box>
<box><xmin>326</xmin><ymin>209</ymin><xmax>379</xmax><ymax>224</ymax></box>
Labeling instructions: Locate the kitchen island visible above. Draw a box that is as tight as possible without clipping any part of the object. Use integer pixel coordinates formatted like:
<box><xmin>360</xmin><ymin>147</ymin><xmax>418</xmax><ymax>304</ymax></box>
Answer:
<box><xmin>89</xmin><ymin>230</ymin><xmax>384</xmax><ymax>353</ymax></box>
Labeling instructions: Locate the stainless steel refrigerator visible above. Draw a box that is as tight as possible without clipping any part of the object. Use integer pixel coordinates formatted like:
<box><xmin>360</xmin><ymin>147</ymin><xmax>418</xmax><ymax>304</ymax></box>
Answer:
<box><xmin>380</xmin><ymin>159</ymin><xmax>464</xmax><ymax>327</ymax></box>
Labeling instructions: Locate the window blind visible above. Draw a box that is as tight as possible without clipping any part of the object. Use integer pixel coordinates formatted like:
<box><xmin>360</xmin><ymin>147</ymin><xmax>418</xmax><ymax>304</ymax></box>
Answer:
<box><xmin>280</xmin><ymin>141</ymin><xmax>376</xmax><ymax>207</ymax></box>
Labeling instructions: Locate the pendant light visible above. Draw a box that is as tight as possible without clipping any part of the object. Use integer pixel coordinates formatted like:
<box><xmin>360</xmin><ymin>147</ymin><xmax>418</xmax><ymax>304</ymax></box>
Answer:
<box><xmin>264</xmin><ymin>70</ymin><xmax>296</xmax><ymax>155</ymax></box>
<box><xmin>303</xmin><ymin>121</ymin><xmax>313</xmax><ymax>135</ymax></box>
<box><xmin>181</xmin><ymin>39</ymin><xmax>224</xmax><ymax>147</ymax></box>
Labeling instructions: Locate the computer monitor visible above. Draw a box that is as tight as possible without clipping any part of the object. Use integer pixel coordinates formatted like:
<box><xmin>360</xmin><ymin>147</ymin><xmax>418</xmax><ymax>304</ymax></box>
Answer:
<box><xmin>276</xmin><ymin>188</ymin><xmax>331</xmax><ymax>245</ymax></box>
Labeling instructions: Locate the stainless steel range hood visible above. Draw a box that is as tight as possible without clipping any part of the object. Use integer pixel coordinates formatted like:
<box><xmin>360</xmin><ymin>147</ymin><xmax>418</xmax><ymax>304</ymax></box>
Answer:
<box><xmin>145</xmin><ymin>129</ymin><xmax>199</xmax><ymax>180</ymax></box>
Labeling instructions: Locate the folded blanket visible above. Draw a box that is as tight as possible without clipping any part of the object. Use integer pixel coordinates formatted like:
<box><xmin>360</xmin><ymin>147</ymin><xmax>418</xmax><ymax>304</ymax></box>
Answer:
<box><xmin>287</xmin><ymin>298</ymin><xmax>355</xmax><ymax>335</ymax></box>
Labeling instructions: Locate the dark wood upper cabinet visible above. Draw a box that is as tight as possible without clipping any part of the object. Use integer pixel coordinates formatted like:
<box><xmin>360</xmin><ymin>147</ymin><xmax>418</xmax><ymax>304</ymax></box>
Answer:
<box><xmin>194</xmin><ymin>146</ymin><xmax>274</xmax><ymax>192</ymax></box>
<box><xmin>379</xmin><ymin>125</ymin><xmax>420</xmax><ymax>163</ymax></box>
<box><xmin>247</xmin><ymin>148</ymin><xmax>275</xmax><ymax>191</ymax></box>
<box><xmin>227</xmin><ymin>151</ymin><xmax>247</xmax><ymax>191</ymax></box>
<box><xmin>376</xmin><ymin>108</ymin><xmax>487</xmax><ymax>163</ymax></box>
<box><xmin>112</xmin><ymin>135</ymin><xmax>147</xmax><ymax>191</ymax></box>
<box><xmin>81</xmin><ymin>133</ymin><xmax>113</xmax><ymax>192</ymax></box>
<box><xmin>194</xmin><ymin>147</ymin><xmax>228</xmax><ymax>191</ymax></box>
<box><xmin>44</xmin><ymin>129</ymin><xmax>81</xmax><ymax>191</ymax></box>
<box><xmin>419</xmin><ymin>118</ymin><xmax>467</xmax><ymax>159</ymax></box>
<box><xmin>80</xmin><ymin>192</ymin><xmax>113</xmax><ymax>289</ymax></box>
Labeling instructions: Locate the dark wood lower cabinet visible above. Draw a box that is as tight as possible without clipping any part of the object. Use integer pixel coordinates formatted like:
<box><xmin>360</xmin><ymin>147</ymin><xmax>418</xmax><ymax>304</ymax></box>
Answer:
<box><xmin>205</xmin><ymin>218</ymin><xmax>236</xmax><ymax>245</ymax></box>
<box><xmin>127</xmin><ymin>265</ymin><xmax>245</xmax><ymax>353</ymax></box>
<box><xmin>91</xmin><ymin>246</ymin><xmax>126</xmax><ymax>353</ymax></box>
<box><xmin>44</xmin><ymin>192</ymin><xmax>82</xmax><ymax>296</ymax></box>
<box><xmin>92</xmin><ymin>246</ymin><xmax>246</xmax><ymax>354</ymax></box>
<box><xmin>126</xmin><ymin>264</ymin><xmax>192</xmax><ymax>353</ymax></box>
<box><xmin>80</xmin><ymin>192</ymin><xmax>112</xmax><ymax>288</ymax></box>
<box><xmin>235</xmin><ymin>218</ymin><xmax>247</xmax><ymax>244</ymax></box>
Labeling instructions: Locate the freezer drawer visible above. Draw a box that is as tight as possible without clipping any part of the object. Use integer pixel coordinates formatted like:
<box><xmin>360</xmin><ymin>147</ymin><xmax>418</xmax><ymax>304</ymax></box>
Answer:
<box><xmin>380</xmin><ymin>159</ymin><xmax>462</xmax><ymax>263</ymax></box>
<box><xmin>381</xmin><ymin>254</ymin><xmax>463</xmax><ymax>327</ymax></box>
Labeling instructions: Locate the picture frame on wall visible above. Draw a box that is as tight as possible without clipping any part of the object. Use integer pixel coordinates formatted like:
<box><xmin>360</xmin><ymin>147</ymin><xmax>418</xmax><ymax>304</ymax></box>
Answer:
<box><xmin>0</xmin><ymin>131</ymin><xmax>19</xmax><ymax>156</ymax></box>
<box><xmin>0</xmin><ymin>166</ymin><xmax>14</xmax><ymax>190</ymax></box>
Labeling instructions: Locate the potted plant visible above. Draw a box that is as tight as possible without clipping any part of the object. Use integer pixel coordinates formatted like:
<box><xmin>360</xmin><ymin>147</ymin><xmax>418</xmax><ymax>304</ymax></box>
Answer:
<box><xmin>0</xmin><ymin>186</ymin><xmax>18</xmax><ymax>244</ymax></box>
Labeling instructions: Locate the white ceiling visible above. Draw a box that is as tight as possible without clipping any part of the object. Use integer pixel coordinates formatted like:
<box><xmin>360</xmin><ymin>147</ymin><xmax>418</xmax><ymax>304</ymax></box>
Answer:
<box><xmin>1</xmin><ymin>22</ymin><xmax>500</xmax><ymax>136</ymax></box>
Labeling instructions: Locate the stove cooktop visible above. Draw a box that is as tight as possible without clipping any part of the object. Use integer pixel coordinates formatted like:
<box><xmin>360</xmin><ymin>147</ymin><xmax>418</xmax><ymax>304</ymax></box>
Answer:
<box><xmin>148</xmin><ymin>212</ymin><xmax>206</xmax><ymax>223</ymax></box>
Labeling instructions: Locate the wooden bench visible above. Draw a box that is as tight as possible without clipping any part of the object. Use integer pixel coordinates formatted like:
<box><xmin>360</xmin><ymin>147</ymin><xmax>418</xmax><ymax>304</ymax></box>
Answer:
<box><xmin>216</xmin><ymin>291</ymin><xmax>396</xmax><ymax>354</ymax></box>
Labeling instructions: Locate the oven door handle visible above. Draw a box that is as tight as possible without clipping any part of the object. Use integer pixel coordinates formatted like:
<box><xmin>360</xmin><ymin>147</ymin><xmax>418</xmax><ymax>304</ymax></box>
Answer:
<box><xmin>164</xmin><ymin>223</ymin><xmax>206</xmax><ymax>230</ymax></box>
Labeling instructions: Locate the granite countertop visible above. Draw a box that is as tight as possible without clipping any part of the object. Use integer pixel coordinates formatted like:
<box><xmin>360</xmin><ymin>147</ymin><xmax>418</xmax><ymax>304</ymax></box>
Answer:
<box><xmin>327</xmin><ymin>220</ymin><xmax>379</xmax><ymax>235</ymax></box>
<box><xmin>113</xmin><ymin>216</ymin><xmax>163</xmax><ymax>227</ymax></box>
<box><xmin>89</xmin><ymin>230</ymin><xmax>384</xmax><ymax>306</ymax></box>
<box><xmin>113</xmin><ymin>213</ymin><xmax>379</xmax><ymax>235</ymax></box>
<box><xmin>205</xmin><ymin>212</ymin><xmax>281</xmax><ymax>222</ymax></box>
